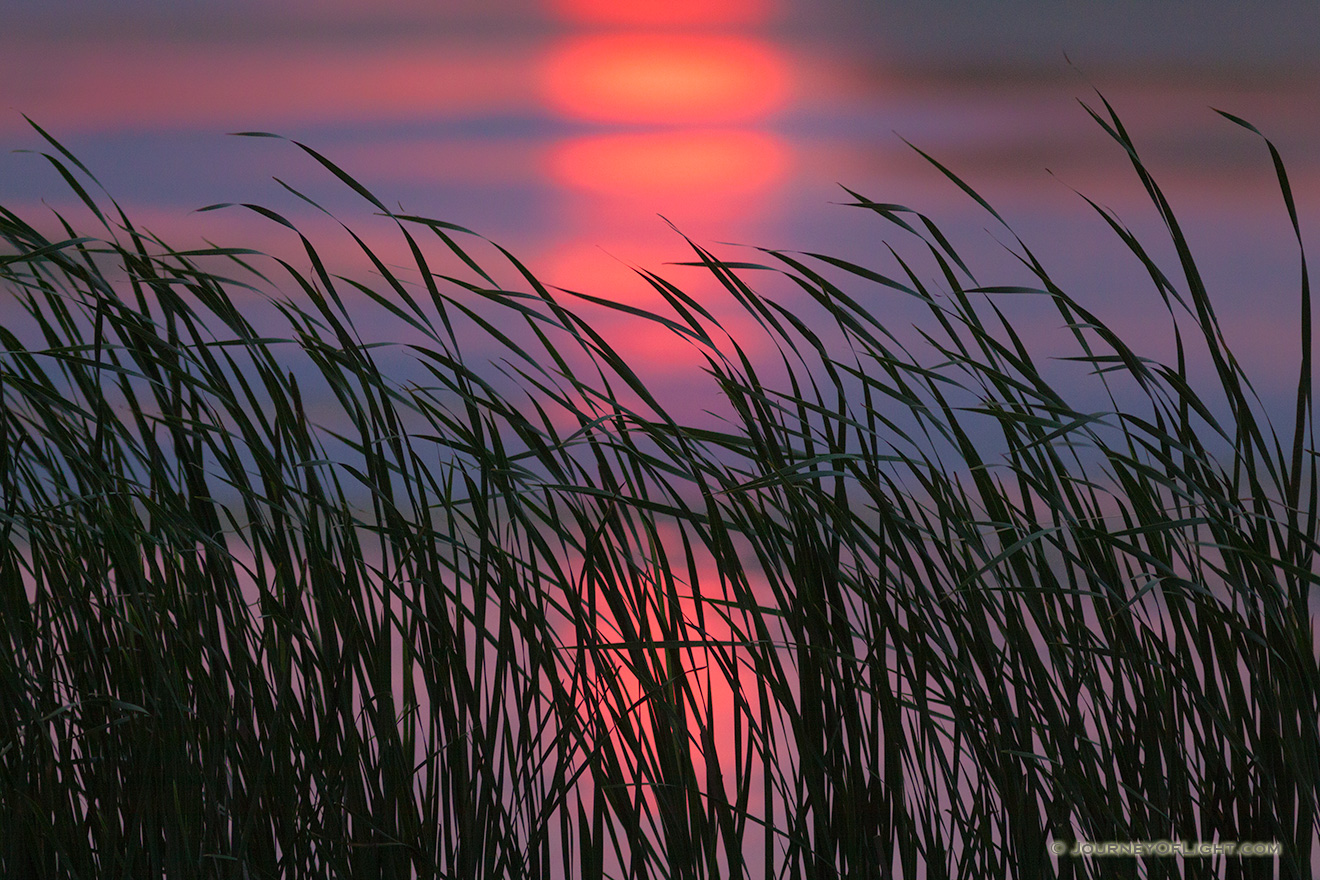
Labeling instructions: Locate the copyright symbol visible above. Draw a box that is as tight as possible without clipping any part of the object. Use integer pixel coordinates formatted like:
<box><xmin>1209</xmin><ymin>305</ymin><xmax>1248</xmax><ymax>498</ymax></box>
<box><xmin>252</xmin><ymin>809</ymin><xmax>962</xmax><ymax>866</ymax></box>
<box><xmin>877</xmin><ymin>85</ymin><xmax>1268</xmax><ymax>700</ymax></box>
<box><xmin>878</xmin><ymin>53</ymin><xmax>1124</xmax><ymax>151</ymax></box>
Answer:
<box><xmin>1050</xmin><ymin>842</ymin><xmax>1068</xmax><ymax>855</ymax></box>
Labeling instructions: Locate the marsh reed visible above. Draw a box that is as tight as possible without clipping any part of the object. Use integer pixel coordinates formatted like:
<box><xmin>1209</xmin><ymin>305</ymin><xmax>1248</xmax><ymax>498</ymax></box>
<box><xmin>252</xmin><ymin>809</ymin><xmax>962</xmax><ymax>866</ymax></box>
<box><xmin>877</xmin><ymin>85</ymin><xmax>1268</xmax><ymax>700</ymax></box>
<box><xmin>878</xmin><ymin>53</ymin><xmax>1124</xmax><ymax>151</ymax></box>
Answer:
<box><xmin>2</xmin><ymin>100</ymin><xmax>1316</xmax><ymax>878</ymax></box>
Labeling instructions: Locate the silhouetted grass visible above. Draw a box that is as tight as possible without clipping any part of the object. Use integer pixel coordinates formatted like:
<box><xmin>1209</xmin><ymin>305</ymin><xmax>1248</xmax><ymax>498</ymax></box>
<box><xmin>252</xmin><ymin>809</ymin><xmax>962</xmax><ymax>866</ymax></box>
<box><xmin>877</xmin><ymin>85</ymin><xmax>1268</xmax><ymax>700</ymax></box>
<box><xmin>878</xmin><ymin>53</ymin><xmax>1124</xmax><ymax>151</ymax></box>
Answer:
<box><xmin>2</xmin><ymin>101</ymin><xmax>1316</xmax><ymax>878</ymax></box>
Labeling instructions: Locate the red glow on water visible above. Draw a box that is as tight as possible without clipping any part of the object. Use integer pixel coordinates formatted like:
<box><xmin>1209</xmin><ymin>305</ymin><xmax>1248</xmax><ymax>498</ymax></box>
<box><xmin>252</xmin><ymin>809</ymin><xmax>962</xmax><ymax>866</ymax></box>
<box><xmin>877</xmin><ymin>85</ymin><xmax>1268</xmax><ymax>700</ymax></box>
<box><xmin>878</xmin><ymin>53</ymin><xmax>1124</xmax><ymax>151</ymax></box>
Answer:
<box><xmin>548</xmin><ymin>130</ymin><xmax>788</xmax><ymax>199</ymax></box>
<box><xmin>531</xmin><ymin>236</ymin><xmax>778</xmax><ymax>382</ymax></box>
<box><xmin>541</xmin><ymin>34</ymin><xmax>788</xmax><ymax>125</ymax></box>
<box><xmin>539</xmin><ymin>243</ymin><xmax>673</xmax><ymax>304</ymax></box>
<box><xmin>552</xmin><ymin>536</ymin><xmax>774</xmax><ymax>815</ymax></box>
<box><xmin>551</xmin><ymin>0</ymin><xmax>774</xmax><ymax>26</ymax></box>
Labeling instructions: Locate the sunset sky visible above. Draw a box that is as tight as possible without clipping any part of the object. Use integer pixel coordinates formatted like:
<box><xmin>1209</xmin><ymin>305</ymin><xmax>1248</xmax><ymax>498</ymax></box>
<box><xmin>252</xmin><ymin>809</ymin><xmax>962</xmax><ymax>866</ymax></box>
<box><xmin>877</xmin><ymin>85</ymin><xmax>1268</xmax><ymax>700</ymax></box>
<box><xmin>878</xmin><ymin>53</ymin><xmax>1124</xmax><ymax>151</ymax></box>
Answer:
<box><xmin>2</xmin><ymin>0</ymin><xmax>1317</xmax><ymax>386</ymax></box>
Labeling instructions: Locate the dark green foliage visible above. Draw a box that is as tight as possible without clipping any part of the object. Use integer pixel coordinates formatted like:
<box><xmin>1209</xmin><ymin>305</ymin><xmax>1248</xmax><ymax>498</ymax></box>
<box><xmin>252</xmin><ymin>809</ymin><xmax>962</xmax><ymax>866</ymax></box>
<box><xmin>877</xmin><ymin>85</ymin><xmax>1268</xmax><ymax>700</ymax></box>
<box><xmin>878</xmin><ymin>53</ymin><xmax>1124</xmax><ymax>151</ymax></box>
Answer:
<box><xmin>1</xmin><ymin>102</ymin><xmax>1316</xmax><ymax>878</ymax></box>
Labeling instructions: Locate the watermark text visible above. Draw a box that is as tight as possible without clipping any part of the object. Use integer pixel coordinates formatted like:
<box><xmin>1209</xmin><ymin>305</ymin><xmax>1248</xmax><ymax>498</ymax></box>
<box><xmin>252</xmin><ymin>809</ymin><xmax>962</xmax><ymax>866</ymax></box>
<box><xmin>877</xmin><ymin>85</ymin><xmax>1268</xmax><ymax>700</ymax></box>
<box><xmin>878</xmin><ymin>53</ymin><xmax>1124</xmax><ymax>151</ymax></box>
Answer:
<box><xmin>1049</xmin><ymin>839</ymin><xmax>1281</xmax><ymax>858</ymax></box>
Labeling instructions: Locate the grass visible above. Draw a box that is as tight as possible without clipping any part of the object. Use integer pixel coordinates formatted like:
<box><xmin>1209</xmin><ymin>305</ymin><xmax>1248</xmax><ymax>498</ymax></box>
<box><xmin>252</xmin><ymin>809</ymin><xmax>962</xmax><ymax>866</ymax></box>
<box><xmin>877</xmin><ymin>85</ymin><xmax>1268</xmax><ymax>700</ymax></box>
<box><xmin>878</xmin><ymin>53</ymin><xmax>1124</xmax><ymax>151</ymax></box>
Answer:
<box><xmin>1</xmin><ymin>98</ymin><xmax>1317</xmax><ymax>878</ymax></box>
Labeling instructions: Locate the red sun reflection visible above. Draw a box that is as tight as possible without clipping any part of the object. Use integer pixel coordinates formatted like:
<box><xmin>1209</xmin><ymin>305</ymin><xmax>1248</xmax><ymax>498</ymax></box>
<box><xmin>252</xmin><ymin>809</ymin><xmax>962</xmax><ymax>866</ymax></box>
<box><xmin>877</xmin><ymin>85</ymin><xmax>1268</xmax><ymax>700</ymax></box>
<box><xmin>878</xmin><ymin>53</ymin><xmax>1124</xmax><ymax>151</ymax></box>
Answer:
<box><xmin>556</xmin><ymin>539</ymin><xmax>775</xmax><ymax>823</ymax></box>
<box><xmin>551</xmin><ymin>0</ymin><xmax>773</xmax><ymax>26</ymax></box>
<box><xmin>549</xmin><ymin>130</ymin><xmax>788</xmax><ymax>200</ymax></box>
<box><xmin>542</xmin><ymin>34</ymin><xmax>788</xmax><ymax>125</ymax></box>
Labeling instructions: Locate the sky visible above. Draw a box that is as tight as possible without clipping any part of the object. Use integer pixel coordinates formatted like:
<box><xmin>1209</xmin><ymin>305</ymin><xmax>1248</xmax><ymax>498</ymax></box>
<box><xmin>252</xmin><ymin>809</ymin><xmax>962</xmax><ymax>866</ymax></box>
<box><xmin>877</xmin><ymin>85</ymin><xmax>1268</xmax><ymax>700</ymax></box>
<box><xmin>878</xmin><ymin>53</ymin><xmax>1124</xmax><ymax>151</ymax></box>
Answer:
<box><xmin>1</xmin><ymin>0</ymin><xmax>1318</xmax><ymax>397</ymax></box>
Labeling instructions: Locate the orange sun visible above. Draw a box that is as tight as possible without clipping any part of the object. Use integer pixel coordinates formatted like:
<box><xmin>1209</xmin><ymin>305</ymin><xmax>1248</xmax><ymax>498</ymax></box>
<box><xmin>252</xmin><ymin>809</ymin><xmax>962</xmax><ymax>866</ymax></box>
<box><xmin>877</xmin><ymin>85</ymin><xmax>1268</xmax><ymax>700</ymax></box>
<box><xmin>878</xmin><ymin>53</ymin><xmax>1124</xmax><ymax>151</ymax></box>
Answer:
<box><xmin>541</xmin><ymin>34</ymin><xmax>789</xmax><ymax>125</ymax></box>
<box><xmin>549</xmin><ymin>0</ymin><xmax>774</xmax><ymax>27</ymax></box>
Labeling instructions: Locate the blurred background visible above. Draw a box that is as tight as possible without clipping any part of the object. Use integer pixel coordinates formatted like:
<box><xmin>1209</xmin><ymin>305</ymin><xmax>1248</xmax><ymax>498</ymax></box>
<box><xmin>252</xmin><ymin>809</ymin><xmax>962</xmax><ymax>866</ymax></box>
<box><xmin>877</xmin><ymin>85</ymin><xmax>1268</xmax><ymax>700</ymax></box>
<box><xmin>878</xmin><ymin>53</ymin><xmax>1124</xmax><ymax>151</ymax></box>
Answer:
<box><xmin>2</xmin><ymin>0</ymin><xmax>1318</xmax><ymax>398</ymax></box>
